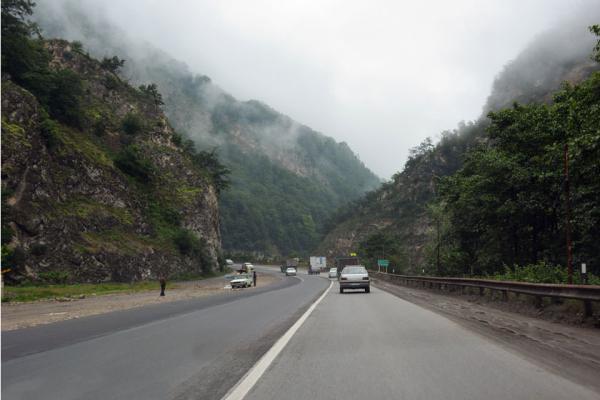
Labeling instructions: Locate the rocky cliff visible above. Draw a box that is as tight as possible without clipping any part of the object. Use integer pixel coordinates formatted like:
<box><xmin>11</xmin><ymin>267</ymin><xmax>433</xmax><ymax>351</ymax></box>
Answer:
<box><xmin>2</xmin><ymin>40</ymin><xmax>222</xmax><ymax>283</ymax></box>
<box><xmin>32</xmin><ymin>1</ymin><xmax>381</xmax><ymax>257</ymax></box>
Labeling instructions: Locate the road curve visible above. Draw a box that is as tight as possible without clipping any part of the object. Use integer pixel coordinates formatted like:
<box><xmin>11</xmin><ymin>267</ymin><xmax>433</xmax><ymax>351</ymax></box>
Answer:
<box><xmin>1</xmin><ymin>267</ymin><xmax>329</xmax><ymax>400</ymax></box>
<box><xmin>244</xmin><ymin>282</ymin><xmax>600</xmax><ymax>400</ymax></box>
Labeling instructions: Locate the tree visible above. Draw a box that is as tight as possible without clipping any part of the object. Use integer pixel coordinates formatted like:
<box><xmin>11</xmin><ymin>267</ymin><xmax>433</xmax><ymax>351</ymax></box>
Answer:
<box><xmin>100</xmin><ymin>56</ymin><xmax>125</xmax><ymax>73</ymax></box>
<box><xmin>590</xmin><ymin>25</ymin><xmax>600</xmax><ymax>62</ymax></box>
<box><xmin>191</xmin><ymin>149</ymin><xmax>231</xmax><ymax>194</ymax></box>
<box><xmin>139</xmin><ymin>83</ymin><xmax>164</xmax><ymax>109</ymax></box>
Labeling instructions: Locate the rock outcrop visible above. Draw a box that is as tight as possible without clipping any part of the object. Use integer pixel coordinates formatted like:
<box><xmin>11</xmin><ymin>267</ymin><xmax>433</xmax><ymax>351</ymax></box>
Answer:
<box><xmin>2</xmin><ymin>40</ymin><xmax>222</xmax><ymax>283</ymax></box>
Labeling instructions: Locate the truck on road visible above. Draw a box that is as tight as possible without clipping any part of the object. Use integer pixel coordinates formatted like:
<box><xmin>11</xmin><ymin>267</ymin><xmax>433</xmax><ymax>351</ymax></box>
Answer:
<box><xmin>281</xmin><ymin>259</ymin><xmax>298</xmax><ymax>273</ymax></box>
<box><xmin>335</xmin><ymin>256</ymin><xmax>360</xmax><ymax>277</ymax></box>
<box><xmin>309</xmin><ymin>256</ymin><xmax>326</xmax><ymax>275</ymax></box>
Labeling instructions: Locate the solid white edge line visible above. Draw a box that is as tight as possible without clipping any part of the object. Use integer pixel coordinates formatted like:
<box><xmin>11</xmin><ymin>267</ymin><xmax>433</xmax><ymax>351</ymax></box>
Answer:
<box><xmin>221</xmin><ymin>279</ymin><xmax>334</xmax><ymax>400</ymax></box>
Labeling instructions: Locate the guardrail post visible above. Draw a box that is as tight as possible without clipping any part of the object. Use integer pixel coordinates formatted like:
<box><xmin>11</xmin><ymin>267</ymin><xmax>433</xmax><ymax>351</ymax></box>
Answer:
<box><xmin>502</xmin><ymin>290</ymin><xmax>508</xmax><ymax>301</ymax></box>
<box><xmin>583</xmin><ymin>300</ymin><xmax>593</xmax><ymax>318</ymax></box>
<box><xmin>479</xmin><ymin>287</ymin><xmax>484</xmax><ymax>296</ymax></box>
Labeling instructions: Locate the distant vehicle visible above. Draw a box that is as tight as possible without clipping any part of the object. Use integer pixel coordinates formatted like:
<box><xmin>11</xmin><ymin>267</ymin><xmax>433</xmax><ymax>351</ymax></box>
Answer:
<box><xmin>225</xmin><ymin>259</ymin><xmax>234</xmax><ymax>266</ymax></box>
<box><xmin>309</xmin><ymin>256</ymin><xmax>326</xmax><ymax>275</ymax></box>
<box><xmin>240</xmin><ymin>263</ymin><xmax>254</xmax><ymax>273</ymax></box>
<box><xmin>328</xmin><ymin>268</ymin><xmax>337</xmax><ymax>278</ymax></box>
<box><xmin>335</xmin><ymin>256</ymin><xmax>360</xmax><ymax>276</ymax></box>
<box><xmin>230</xmin><ymin>273</ymin><xmax>252</xmax><ymax>289</ymax></box>
<box><xmin>285</xmin><ymin>267</ymin><xmax>297</xmax><ymax>276</ymax></box>
<box><xmin>339</xmin><ymin>265</ymin><xmax>369</xmax><ymax>293</ymax></box>
<box><xmin>282</xmin><ymin>259</ymin><xmax>298</xmax><ymax>273</ymax></box>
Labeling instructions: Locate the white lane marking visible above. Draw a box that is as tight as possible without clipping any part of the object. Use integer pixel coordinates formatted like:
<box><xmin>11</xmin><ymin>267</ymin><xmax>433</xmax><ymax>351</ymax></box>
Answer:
<box><xmin>221</xmin><ymin>280</ymin><xmax>333</xmax><ymax>400</ymax></box>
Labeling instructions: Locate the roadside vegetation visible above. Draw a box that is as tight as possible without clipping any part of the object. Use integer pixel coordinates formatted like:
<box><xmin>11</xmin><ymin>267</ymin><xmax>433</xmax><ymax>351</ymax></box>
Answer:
<box><xmin>338</xmin><ymin>25</ymin><xmax>600</xmax><ymax>284</ymax></box>
<box><xmin>1</xmin><ymin>269</ymin><xmax>231</xmax><ymax>303</ymax></box>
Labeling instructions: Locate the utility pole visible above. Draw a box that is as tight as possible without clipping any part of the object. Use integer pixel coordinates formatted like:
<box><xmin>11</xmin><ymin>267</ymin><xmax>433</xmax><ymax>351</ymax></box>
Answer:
<box><xmin>564</xmin><ymin>143</ymin><xmax>573</xmax><ymax>284</ymax></box>
<box><xmin>436</xmin><ymin>217</ymin><xmax>441</xmax><ymax>276</ymax></box>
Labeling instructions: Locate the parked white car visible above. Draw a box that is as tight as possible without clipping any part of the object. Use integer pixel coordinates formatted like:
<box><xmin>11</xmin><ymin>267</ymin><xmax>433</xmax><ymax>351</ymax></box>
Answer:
<box><xmin>328</xmin><ymin>268</ymin><xmax>337</xmax><ymax>278</ymax></box>
<box><xmin>230</xmin><ymin>274</ymin><xmax>252</xmax><ymax>288</ymax></box>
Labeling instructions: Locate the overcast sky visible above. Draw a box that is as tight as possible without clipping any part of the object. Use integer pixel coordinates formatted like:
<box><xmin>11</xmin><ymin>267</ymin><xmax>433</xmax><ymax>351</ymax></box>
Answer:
<box><xmin>92</xmin><ymin>0</ymin><xmax>595</xmax><ymax>178</ymax></box>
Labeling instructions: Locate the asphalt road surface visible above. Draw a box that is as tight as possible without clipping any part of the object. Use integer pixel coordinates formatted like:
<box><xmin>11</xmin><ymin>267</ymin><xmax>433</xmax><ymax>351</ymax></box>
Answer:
<box><xmin>2</xmin><ymin>266</ymin><xmax>328</xmax><ymax>400</ymax></box>
<box><xmin>3</xmin><ymin>270</ymin><xmax>598</xmax><ymax>400</ymax></box>
<box><xmin>243</xmin><ymin>283</ymin><xmax>600</xmax><ymax>400</ymax></box>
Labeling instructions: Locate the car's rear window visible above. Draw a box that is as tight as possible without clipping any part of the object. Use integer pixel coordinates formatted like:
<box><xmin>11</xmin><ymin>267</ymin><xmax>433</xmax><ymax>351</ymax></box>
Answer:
<box><xmin>343</xmin><ymin>266</ymin><xmax>367</xmax><ymax>274</ymax></box>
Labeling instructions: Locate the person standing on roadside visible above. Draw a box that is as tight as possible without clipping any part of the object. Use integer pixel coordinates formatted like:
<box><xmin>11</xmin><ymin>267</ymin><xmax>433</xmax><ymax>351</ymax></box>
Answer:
<box><xmin>159</xmin><ymin>275</ymin><xmax>166</xmax><ymax>296</ymax></box>
<box><xmin>253</xmin><ymin>270</ymin><xmax>257</xmax><ymax>287</ymax></box>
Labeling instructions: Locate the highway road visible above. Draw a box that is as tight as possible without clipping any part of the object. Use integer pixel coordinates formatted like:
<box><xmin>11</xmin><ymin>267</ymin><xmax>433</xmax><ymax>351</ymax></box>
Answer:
<box><xmin>241</xmin><ymin>283</ymin><xmax>599</xmax><ymax>400</ymax></box>
<box><xmin>3</xmin><ymin>268</ymin><xmax>599</xmax><ymax>400</ymax></box>
<box><xmin>1</xmin><ymin>266</ymin><xmax>328</xmax><ymax>400</ymax></box>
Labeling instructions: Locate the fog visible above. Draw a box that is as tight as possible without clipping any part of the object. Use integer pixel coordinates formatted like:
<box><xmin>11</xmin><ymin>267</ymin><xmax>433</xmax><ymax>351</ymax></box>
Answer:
<box><xmin>34</xmin><ymin>0</ymin><xmax>600</xmax><ymax>178</ymax></box>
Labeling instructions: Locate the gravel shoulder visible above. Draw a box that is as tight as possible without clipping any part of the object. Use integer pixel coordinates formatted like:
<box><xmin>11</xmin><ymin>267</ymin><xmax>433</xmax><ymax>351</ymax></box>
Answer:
<box><xmin>1</xmin><ymin>271</ymin><xmax>280</xmax><ymax>331</ymax></box>
<box><xmin>373</xmin><ymin>278</ymin><xmax>600</xmax><ymax>393</ymax></box>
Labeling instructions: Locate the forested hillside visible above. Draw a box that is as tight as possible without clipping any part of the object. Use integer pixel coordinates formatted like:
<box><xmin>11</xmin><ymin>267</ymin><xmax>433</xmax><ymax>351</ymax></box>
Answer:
<box><xmin>319</xmin><ymin>23</ymin><xmax>600</xmax><ymax>280</ymax></box>
<box><xmin>2</xmin><ymin>2</ymin><xmax>225</xmax><ymax>283</ymax></box>
<box><xmin>33</xmin><ymin>0</ymin><xmax>380</xmax><ymax>256</ymax></box>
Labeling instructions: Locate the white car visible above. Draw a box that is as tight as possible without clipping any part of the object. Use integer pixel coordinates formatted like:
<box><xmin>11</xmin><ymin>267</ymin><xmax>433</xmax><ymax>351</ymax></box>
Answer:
<box><xmin>230</xmin><ymin>274</ymin><xmax>252</xmax><ymax>289</ymax></box>
<box><xmin>225</xmin><ymin>259</ymin><xmax>234</xmax><ymax>266</ymax></box>
<box><xmin>328</xmin><ymin>268</ymin><xmax>337</xmax><ymax>278</ymax></box>
<box><xmin>285</xmin><ymin>267</ymin><xmax>297</xmax><ymax>276</ymax></box>
<box><xmin>339</xmin><ymin>265</ymin><xmax>370</xmax><ymax>293</ymax></box>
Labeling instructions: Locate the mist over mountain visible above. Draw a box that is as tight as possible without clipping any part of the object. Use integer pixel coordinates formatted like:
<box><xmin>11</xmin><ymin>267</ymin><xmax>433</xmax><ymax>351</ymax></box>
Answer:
<box><xmin>484</xmin><ymin>13</ymin><xmax>599</xmax><ymax>112</ymax></box>
<box><xmin>33</xmin><ymin>0</ymin><xmax>380</xmax><ymax>256</ymax></box>
<box><xmin>319</xmin><ymin>15</ymin><xmax>600</xmax><ymax>275</ymax></box>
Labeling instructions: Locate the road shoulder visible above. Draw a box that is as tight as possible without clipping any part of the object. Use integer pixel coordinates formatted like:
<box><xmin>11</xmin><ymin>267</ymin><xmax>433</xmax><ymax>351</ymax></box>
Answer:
<box><xmin>373</xmin><ymin>278</ymin><xmax>600</xmax><ymax>393</ymax></box>
<box><xmin>1</xmin><ymin>271</ymin><xmax>280</xmax><ymax>331</ymax></box>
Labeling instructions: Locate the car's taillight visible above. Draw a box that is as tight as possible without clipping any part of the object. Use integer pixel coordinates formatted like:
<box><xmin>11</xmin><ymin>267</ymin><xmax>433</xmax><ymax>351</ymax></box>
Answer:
<box><xmin>340</xmin><ymin>277</ymin><xmax>347</xmax><ymax>280</ymax></box>
<box><xmin>362</xmin><ymin>277</ymin><xmax>369</xmax><ymax>280</ymax></box>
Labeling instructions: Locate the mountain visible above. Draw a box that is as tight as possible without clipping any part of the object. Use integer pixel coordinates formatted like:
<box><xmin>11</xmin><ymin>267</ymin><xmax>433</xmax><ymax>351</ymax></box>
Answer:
<box><xmin>2</xmin><ymin>8</ymin><xmax>224</xmax><ymax>283</ymax></box>
<box><xmin>318</xmin><ymin>19</ymin><xmax>600</xmax><ymax>275</ymax></box>
<box><xmin>32</xmin><ymin>0</ymin><xmax>381</xmax><ymax>257</ymax></box>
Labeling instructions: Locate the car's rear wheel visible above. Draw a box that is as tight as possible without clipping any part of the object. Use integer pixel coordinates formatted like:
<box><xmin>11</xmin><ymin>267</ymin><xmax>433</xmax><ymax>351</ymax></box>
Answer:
<box><xmin>365</xmin><ymin>287</ymin><xmax>370</xmax><ymax>293</ymax></box>
<box><xmin>339</xmin><ymin>288</ymin><xmax>344</xmax><ymax>294</ymax></box>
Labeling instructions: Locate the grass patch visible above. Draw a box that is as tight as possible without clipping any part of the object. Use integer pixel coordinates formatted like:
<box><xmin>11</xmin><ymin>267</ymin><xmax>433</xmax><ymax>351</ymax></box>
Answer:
<box><xmin>1</xmin><ymin>281</ymin><xmax>176</xmax><ymax>303</ymax></box>
<box><xmin>176</xmin><ymin>186</ymin><xmax>202</xmax><ymax>204</ymax></box>
<box><xmin>1</xmin><ymin>117</ymin><xmax>30</xmax><ymax>147</ymax></box>
<box><xmin>52</xmin><ymin>197</ymin><xmax>134</xmax><ymax>225</ymax></box>
<box><xmin>55</xmin><ymin>125</ymin><xmax>113</xmax><ymax>167</ymax></box>
<box><xmin>1</xmin><ymin>268</ymin><xmax>232</xmax><ymax>303</ymax></box>
<box><xmin>80</xmin><ymin>229</ymin><xmax>166</xmax><ymax>255</ymax></box>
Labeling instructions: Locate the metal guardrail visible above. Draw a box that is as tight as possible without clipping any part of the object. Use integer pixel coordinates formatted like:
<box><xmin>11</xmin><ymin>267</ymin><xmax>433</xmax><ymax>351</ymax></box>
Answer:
<box><xmin>371</xmin><ymin>271</ymin><xmax>600</xmax><ymax>316</ymax></box>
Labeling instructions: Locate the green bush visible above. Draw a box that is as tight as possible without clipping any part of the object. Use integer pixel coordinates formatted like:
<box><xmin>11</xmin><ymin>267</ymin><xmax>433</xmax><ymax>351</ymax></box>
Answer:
<box><xmin>114</xmin><ymin>145</ymin><xmax>154</xmax><ymax>183</ymax></box>
<box><xmin>39</xmin><ymin>118</ymin><xmax>61</xmax><ymax>149</ymax></box>
<box><xmin>100</xmin><ymin>56</ymin><xmax>125</xmax><ymax>73</ymax></box>
<box><xmin>38</xmin><ymin>271</ymin><xmax>70</xmax><ymax>284</ymax></box>
<box><xmin>173</xmin><ymin>229</ymin><xmax>213</xmax><ymax>273</ymax></box>
<box><xmin>174</xmin><ymin>229</ymin><xmax>199</xmax><ymax>256</ymax></box>
<box><xmin>171</xmin><ymin>132</ymin><xmax>183</xmax><ymax>147</ymax></box>
<box><xmin>121</xmin><ymin>112</ymin><xmax>143</xmax><ymax>135</ymax></box>
<box><xmin>46</xmin><ymin>69</ymin><xmax>84</xmax><ymax>127</ymax></box>
<box><xmin>491</xmin><ymin>262</ymin><xmax>600</xmax><ymax>285</ymax></box>
<box><xmin>103</xmin><ymin>75</ymin><xmax>120</xmax><ymax>91</ymax></box>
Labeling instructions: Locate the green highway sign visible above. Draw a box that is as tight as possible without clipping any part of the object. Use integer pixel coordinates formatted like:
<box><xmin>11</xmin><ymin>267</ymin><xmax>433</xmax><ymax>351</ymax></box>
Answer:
<box><xmin>377</xmin><ymin>259</ymin><xmax>389</xmax><ymax>267</ymax></box>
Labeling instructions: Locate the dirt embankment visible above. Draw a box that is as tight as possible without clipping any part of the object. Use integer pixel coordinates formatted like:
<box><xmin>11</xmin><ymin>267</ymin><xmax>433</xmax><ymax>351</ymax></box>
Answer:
<box><xmin>1</xmin><ymin>272</ymin><xmax>280</xmax><ymax>331</ymax></box>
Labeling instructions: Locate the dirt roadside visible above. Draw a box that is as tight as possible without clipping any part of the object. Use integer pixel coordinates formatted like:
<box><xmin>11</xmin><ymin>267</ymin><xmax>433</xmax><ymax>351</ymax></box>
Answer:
<box><xmin>373</xmin><ymin>278</ymin><xmax>600</xmax><ymax>393</ymax></box>
<box><xmin>1</xmin><ymin>272</ymin><xmax>280</xmax><ymax>331</ymax></box>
